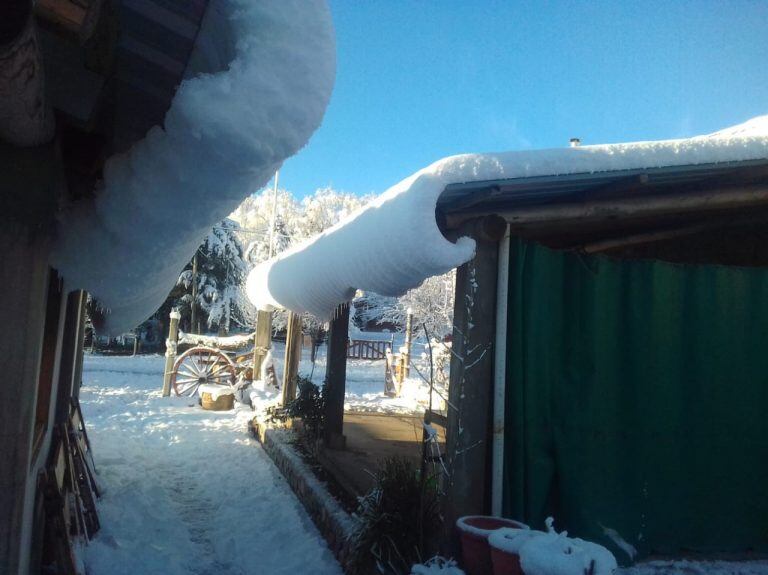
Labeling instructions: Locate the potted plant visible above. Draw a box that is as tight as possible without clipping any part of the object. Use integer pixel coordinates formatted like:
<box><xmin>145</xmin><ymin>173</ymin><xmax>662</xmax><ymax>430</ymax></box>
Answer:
<box><xmin>455</xmin><ymin>516</ymin><xmax>529</xmax><ymax>575</ymax></box>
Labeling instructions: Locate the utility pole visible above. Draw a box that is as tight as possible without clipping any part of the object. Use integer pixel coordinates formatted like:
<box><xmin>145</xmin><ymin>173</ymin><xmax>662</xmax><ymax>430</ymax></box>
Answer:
<box><xmin>190</xmin><ymin>252</ymin><xmax>198</xmax><ymax>333</ymax></box>
<box><xmin>266</xmin><ymin>171</ymin><xmax>279</xmax><ymax>339</ymax></box>
<box><xmin>268</xmin><ymin>170</ymin><xmax>279</xmax><ymax>259</ymax></box>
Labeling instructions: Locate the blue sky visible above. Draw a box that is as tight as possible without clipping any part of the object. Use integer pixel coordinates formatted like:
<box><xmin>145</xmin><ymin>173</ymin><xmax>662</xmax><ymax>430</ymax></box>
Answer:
<box><xmin>279</xmin><ymin>0</ymin><xmax>768</xmax><ymax>198</ymax></box>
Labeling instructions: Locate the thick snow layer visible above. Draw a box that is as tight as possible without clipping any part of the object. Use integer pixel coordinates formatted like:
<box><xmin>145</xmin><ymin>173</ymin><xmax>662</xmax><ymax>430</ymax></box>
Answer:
<box><xmin>198</xmin><ymin>383</ymin><xmax>234</xmax><ymax>400</ymax></box>
<box><xmin>52</xmin><ymin>0</ymin><xmax>335</xmax><ymax>334</ymax></box>
<box><xmin>708</xmin><ymin>114</ymin><xmax>768</xmax><ymax>137</ymax></box>
<box><xmin>247</xmin><ymin>116</ymin><xmax>768</xmax><ymax>318</ymax></box>
<box><xmin>79</xmin><ymin>354</ymin><xmax>342</xmax><ymax>575</ymax></box>
<box><xmin>178</xmin><ymin>331</ymin><xmax>254</xmax><ymax>348</ymax></box>
<box><xmin>516</xmin><ymin>531</ymin><xmax>618</xmax><ymax>575</ymax></box>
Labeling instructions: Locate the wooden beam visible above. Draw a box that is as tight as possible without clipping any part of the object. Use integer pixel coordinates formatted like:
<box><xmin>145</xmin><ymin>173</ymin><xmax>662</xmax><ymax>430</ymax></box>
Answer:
<box><xmin>580</xmin><ymin>222</ymin><xmax>724</xmax><ymax>254</ymax></box>
<box><xmin>324</xmin><ymin>303</ymin><xmax>349</xmax><ymax>450</ymax></box>
<box><xmin>251</xmin><ymin>310</ymin><xmax>272</xmax><ymax>381</ymax></box>
<box><xmin>161</xmin><ymin>309</ymin><xmax>180</xmax><ymax>397</ymax></box>
<box><xmin>444</xmin><ymin>184</ymin><xmax>768</xmax><ymax>231</ymax></box>
<box><xmin>442</xmin><ymin>218</ymin><xmax>501</xmax><ymax>554</ymax></box>
<box><xmin>281</xmin><ymin>311</ymin><xmax>302</xmax><ymax>404</ymax></box>
<box><xmin>35</xmin><ymin>0</ymin><xmax>87</xmax><ymax>35</ymax></box>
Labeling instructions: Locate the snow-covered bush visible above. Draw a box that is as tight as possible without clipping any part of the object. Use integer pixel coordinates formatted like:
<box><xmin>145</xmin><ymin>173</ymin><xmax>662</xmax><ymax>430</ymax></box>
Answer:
<box><xmin>267</xmin><ymin>375</ymin><xmax>326</xmax><ymax>440</ymax></box>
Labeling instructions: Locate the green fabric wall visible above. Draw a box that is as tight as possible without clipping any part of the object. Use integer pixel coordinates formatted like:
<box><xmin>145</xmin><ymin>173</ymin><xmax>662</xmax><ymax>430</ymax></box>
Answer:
<box><xmin>503</xmin><ymin>239</ymin><xmax>768</xmax><ymax>562</ymax></box>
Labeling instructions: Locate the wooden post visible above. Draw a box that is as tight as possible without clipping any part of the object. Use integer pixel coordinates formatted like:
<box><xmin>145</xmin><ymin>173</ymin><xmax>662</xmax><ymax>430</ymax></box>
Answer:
<box><xmin>403</xmin><ymin>307</ymin><xmax>413</xmax><ymax>378</ymax></box>
<box><xmin>252</xmin><ymin>310</ymin><xmax>272</xmax><ymax>380</ymax></box>
<box><xmin>161</xmin><ymin>309</ymin><xmax>180</xmax><ymax>397</ymax></box>
<box><xmin>442</xmin><ymin>216</ymin><xmax>506</xmax><ymax>554</ymax></box>
<box><xmin>281</xmin><ymin>311</ymin><xmax>302</xmax><ymax>404</ymax></box>
<box><xmin>132</xmin><ymin>330</ymin><xmax>139</xmax><ymax>356</ymax></box>
<box><xmin>324</xmin><ymin>302</ymin><xmax>349</xmax><ymax>449</ymax></box>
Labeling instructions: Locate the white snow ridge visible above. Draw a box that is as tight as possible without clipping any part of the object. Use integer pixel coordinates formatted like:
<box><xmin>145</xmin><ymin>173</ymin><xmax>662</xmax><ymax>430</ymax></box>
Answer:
<box><xmin>247</xmin><ymin>116</ymin><xmax>768</xmax><ymax>318</ymax></box>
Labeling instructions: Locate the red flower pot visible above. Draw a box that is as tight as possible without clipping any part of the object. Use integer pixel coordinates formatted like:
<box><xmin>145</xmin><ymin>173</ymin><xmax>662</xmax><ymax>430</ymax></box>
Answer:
<box><xmin>490</xmin><ymin>546</ymin><xmax>523</xmax><ymax>575</ymax></box>
<box><xmin>456</xmin><ymin>516</ymin><xmax>529</xmax><ymax>575</ymax></box>
<box><xmin>488</xmin><ymin>528</ymin><xmax>539</xmax><ymax>575</ymax></box>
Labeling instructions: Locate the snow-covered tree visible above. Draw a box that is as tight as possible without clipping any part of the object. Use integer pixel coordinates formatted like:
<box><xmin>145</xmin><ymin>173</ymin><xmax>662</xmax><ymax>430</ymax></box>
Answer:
<box><xmin>230</xmin><ymin>187</ymin><xmax>298</xmax><ymax>265</ymax></box>
<box><xmin>229</xmin><ymin>186</ymin><xmax>372</xmax><ymax>335</ymax></box>
<box><xmin>293</xmin><ymin>186</ymin><xmax>371</xmax><ymax>240</ymax></box>
<box><xmin>357</xmin><ymin>270</ymin><xmax>456</xmax><ymax>339</ymax></box>
<box><xmin>176</xmin><ymin>219</ymin><xmax>251</xmax><ymax>332</ymax></box>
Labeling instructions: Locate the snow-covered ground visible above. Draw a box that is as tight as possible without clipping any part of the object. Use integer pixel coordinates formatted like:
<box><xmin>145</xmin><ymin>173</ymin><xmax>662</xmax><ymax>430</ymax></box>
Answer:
<box><xmin>79</xmin><ymin>354</ymin><xmax>342</xmax><ymax>575</ymax></box>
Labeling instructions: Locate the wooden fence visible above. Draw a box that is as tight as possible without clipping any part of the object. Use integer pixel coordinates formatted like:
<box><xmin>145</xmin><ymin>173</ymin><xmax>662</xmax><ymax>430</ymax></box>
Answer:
<box><xmin>346</xmin><ymin>338</ymin><xmax>393</xmax><ymax>360</ymax></box>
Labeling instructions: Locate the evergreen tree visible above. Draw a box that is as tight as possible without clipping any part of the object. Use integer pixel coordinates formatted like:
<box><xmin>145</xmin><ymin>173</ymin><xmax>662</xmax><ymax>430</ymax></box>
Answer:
<box><xmin>173</xmin><ymin>219</ymin><xmax>251</xmax><ymax>333</ymax></box>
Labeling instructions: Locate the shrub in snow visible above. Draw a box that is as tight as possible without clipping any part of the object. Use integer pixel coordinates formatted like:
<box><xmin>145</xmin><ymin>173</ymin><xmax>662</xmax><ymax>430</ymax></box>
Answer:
<box><xmin>267</xmin><ymin>375</ymin><xmax>326</xmax><ymax>440</ymax></box>
<box><xmin>411</xmin><ymin>556</ymin><xmax>465</xmax><ymax>575</ymax></box>
<box><xmin>350</xmin><ymin>456</ymin><xmax>441</xmax><ymax>575</ymax></box>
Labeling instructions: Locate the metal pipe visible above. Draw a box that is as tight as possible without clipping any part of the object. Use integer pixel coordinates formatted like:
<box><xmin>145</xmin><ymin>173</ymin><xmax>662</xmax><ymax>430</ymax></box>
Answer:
<box><xmin>491</xmin><ymin>223</ymin><xmax>511</xmax><ymax>516</ymax></box>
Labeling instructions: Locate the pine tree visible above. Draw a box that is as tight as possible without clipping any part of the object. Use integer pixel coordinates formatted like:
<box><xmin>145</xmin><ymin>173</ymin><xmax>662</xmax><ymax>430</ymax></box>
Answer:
<box><xmin>174</xmin><ymin>219</ymin><xmax>250</xmax><ymax>333</ymax></box>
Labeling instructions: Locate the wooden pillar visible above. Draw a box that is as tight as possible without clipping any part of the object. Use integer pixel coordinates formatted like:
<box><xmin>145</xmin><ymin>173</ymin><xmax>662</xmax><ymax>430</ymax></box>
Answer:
<box><xmin>161</xmin><ymin>309</ymin><xmax>180</xmax><ymax>397</ymax></box>
<box><xmin>0</xmin><ymin>224</ymin><xmax>50</xmax><ymax>575</ymax></box>
<box><xmin>252</xmin><ymin>310</ymin><xmax>272</xmax><ymax>380</ymax></box>
<box><xmin>281</xmin><ymin>311</ymin><xmax>302</xmax><ymax>404</ymax></box>
<box><xmin>403</xmin><ymin>307</ymin><xmax>413</xmax><ymax>378</ymax></box>
<box><xmin>324</xmin><ymin>302</ymin><xmax>349</xmax><ymax>449</ymax></box>
<box><xmin>442</xmin><ymin>216</ymin><xmax>506</xmax><ymax>552</ymax></box>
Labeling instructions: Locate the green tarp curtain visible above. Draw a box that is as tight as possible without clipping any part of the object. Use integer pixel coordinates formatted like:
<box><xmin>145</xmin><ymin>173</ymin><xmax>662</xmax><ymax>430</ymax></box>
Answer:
<box><xmin>503</xmin><ymin>239</ymin><xmax>768</xmax><ymax>562</ymax></box>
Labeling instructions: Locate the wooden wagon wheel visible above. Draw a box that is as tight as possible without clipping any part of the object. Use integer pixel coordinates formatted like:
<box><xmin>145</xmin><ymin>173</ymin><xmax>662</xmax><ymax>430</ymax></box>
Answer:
<box><xmin>171</xmin><ymin>346</ymin><xmax>236</xmax><ymax>397</ymax></box>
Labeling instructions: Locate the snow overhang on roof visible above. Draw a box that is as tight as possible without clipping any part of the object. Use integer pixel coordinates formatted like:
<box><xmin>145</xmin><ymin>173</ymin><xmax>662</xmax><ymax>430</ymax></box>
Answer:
<box><xmin>247</xmin><ymin>116</ymin><xmax>768</xmax><ymax>319</ymax></box>
<box><xmin>51</xmin><ymin>0</ymin><xmax>336</xmax><ymax>335</ymax></box>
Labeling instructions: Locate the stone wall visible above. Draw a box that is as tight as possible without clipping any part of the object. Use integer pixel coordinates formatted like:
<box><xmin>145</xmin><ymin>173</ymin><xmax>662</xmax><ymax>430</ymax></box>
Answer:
<box><xmin>251</xmin><ymin>421</ymin><xmax>360</xmax><ymax>571</ymax></box>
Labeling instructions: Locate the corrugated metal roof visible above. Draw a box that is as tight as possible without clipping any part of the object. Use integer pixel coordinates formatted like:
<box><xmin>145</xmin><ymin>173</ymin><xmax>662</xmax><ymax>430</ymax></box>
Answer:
<box><xmin>438</xmin><ymin>158</ymin><xmax>768</xmax><ymax>216</ymax></box>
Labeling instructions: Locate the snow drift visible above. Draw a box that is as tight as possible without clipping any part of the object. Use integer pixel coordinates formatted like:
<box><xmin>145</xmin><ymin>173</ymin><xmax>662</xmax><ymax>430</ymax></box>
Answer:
<box><xmin>52</xmin><ymin>0</ymin><xmax>336</xmax><ymax>334</ymax></box>
<box><xmin>247</xmin><ymin>116</ymin><xmax>768</xmax><ymax>319</ymax></box>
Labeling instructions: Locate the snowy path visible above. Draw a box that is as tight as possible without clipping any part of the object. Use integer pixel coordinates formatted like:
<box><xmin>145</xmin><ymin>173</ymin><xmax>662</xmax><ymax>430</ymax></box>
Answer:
<box><xmin>80</xmin><ymin>354</ymin><xmax>342</xmax><ymax>575</ymax></box>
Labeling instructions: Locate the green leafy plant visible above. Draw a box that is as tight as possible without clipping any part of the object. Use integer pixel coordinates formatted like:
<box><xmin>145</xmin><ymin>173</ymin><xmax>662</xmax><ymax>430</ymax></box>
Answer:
<box><xmin>350</xmin><ymin>456</ymin><xmax>442</xmax><ymax>575</ymax></box>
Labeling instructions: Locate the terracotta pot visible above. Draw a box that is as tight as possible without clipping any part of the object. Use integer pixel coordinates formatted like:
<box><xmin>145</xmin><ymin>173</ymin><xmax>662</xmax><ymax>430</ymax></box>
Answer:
<box><xmin>488</xmin><ymin>527</ymin><xmax>541</xmax><ymax>575</ymax></box>
<box><xmin>456</xmin><ymin>516</ymin><xmax>529</xmax><ymax>575</ymax></box>
<box><xmin>490</xmin><ymin>542</ymin><xmax>524</xmax><ymax>575</ymax></box>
